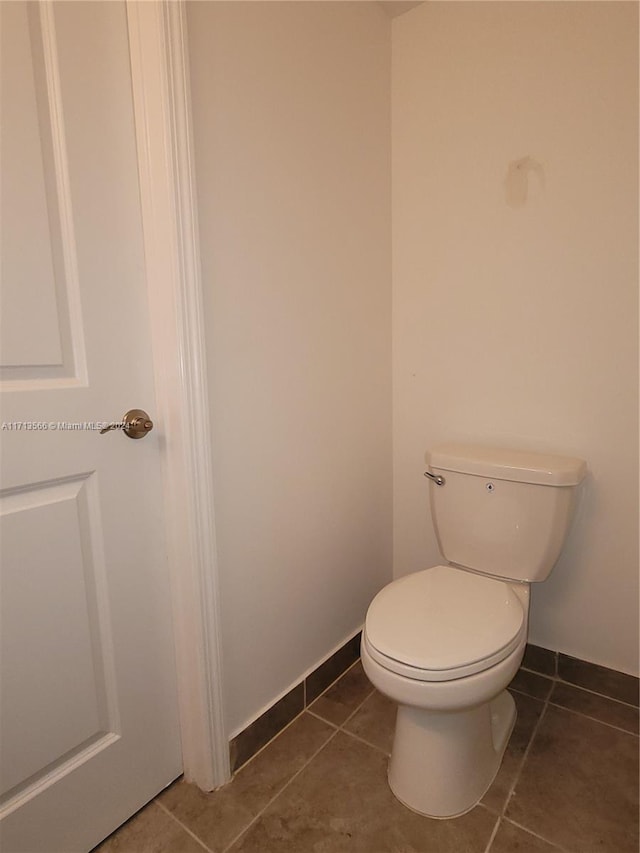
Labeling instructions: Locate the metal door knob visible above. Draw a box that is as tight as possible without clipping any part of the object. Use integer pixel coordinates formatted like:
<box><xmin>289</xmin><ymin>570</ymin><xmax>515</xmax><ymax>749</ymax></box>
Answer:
<box><xmin>100</xmin><ymin>409</ymin><xmax>154</xmax><ymax>439</ymax></box>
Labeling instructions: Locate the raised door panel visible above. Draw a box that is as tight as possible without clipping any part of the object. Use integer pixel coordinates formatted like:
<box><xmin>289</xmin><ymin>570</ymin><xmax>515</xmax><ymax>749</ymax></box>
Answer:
<box><xmin>0</xmin><ymin>2</ymin><xmax>85</xmax><ymax>386</ymax></box>
<box><xmin>0</xmin><ymin>475</ymin><xmax>118</xmax><ymax>803</ymax></box>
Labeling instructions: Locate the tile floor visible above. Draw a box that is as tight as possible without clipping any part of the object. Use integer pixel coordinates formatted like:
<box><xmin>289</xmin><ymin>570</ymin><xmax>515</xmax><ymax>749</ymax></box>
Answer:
<box><xmin>95</xmin><ymin>660</ymin><xmax>639</xmax><ymax>853</ymax></box>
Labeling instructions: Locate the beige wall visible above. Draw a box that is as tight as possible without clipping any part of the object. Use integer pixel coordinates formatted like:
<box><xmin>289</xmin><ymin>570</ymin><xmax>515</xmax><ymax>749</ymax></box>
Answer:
<box><xmin>392</xmin><ymin>2</ymin><xmax>639</xmax><ymax>675</ymax></box>
<box><xmin>187</xmin><ymin>2</ymin><xmax>392</xmax><ymax>735</ymax></box>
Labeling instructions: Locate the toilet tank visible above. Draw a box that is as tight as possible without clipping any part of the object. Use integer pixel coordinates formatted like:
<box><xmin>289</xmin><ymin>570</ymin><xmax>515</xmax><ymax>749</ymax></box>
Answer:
<box><xmin>427</xmin><ymin>444</ymin><xmax>587</xmax><ymax>583</ymax></box>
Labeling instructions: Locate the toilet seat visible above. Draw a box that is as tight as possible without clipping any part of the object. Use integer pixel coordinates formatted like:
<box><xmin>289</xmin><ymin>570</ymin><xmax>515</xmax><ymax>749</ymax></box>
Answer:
<box><xmin>364</xmin><ymin>565</ymin><xmax>526</xmax><ymax>682</ymax></box>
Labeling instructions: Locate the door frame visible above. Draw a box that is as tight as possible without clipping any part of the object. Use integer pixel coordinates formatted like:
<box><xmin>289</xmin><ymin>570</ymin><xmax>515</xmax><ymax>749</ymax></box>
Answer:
<box><xmin>126</xmin><ymin>1</ymin><xmax>229</xmax><ymax>790</ymax></box>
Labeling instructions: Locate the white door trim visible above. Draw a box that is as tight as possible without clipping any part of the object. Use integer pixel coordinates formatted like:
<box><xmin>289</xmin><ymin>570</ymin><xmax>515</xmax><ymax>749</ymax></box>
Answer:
<box><xmin>126</xmin><ymin>0</ymin><xmax>229</xmax><ymax>790</ymax></box>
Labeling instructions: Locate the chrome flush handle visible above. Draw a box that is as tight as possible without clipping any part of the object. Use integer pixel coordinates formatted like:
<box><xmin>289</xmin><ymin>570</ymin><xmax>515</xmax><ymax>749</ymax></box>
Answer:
<box><xmin>424</xmin><ymin>470</ymin><xmax>445</xmax><ymax>486</ymax></box>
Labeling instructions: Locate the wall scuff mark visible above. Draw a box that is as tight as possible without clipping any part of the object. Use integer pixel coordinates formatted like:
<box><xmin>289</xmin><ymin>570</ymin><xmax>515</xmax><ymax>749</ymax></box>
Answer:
<box><xmin>504</xmin><ymin>156</ymin><xmax>545</xmax><ymax>207</ymax></box>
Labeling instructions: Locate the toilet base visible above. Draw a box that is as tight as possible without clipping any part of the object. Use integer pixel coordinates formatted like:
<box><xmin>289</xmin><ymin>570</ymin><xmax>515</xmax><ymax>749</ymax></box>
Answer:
<box><xmin>388</xmin><ymin>690</ymin><xmax>516</xmax><ymax>818</ymax></box>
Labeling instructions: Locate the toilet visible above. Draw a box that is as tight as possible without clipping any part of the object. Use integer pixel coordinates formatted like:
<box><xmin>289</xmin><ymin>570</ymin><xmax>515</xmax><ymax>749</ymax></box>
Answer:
<box><xmin>361</xmin><ymin>443</ymin><xmax>586</xmax><ymax>819</ymax></box>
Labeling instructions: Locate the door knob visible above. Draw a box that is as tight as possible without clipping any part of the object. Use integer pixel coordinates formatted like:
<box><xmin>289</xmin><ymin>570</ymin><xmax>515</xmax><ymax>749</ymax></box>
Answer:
<box><xmin>100</xmin><ymin>409</ymin><xmax>154</xmax><ymax>439</ymax></box>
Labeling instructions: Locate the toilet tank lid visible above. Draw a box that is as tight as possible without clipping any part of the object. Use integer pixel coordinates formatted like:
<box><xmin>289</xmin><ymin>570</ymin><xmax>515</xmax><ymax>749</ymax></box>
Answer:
<box><xmin>428</xmin><ymin>443</ymin><xmax>587</xmax><ymax>486</ymax></box>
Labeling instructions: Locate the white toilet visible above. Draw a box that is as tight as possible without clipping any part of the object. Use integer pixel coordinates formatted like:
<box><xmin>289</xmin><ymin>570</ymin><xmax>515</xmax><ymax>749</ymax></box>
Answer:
<box><xmin>361</xmin><ymin>443</ymin><xmax>586</xmax><ymax>819</ymax></box>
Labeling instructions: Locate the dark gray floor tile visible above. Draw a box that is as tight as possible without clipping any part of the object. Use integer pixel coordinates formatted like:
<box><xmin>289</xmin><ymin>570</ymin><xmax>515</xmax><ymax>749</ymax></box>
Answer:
<box><xmin>507</xmin><ymin>705</ymin><xmax>639</xmax><ymax>853</ymax></box>
<box><xmin>550</xmin><ymin>681</ymin><xmax>639</xmax><ymax>735</ymax></box>
<box><xmin>509</xmin><ymin>669</ymin><xmax>554</xmax><ymax>701</ymax></box>
<box><xmin>92</xmin><ymin>802</ymin><xmax>205</xmax><ymax>853</ymax></box>
<box><xmin>305</xmin><ymin>634</ymin><xmax>361</xmax><ymax>705</ymax></box>
<box><xmin>229</xmin><ymin>732</ymin><xmax>497</xmax><ymax>853</ymax></box>
<box><xmin>558</xmin><ymin>654</ymin><xmax>639</xmax><ymax>707</ymax></box>
<box><xmin>489</xmin><ymin>819</ymin><xmax>563</xmax><ymax>852</ymax></box>
<box><xmin>482</xmin><ymin>691</ymin><xmax>545</xmax><ymax>813</ymax></box>
<box><xmin>309</xmin><ymin>661</ymin><xmax>373</xmax><ymax>726</ymax></box>
<box><xmin>159</xmin><ymin>713</ymin><xmax>334</xmax><ymax>852</ymax></box>
<box><xmin>230</xmin><ymin>683</ymin><xmax>304</xmax><ymax>771</ymax></box>
<box><xmin>522</xmin><ymin>645</ymin><xmax>557</xmax><ymax>677</ymax></box>
<box><xmin>343</xmin><ymin>688</ymin><xmax>396</xmax><ymax>754</ymax></box>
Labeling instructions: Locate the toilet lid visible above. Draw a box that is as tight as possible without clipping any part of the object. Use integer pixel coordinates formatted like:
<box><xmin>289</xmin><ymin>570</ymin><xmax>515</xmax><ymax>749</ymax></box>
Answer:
<box><xmin>365</xmin><ymin>565</ymin><xmax>525</xmax><ymax>680</ymax></box>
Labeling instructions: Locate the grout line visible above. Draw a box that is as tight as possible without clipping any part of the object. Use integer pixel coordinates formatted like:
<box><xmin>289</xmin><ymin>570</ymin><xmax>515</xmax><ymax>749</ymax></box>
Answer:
<box><xmin>222</xmin><ymin>665</ymin><xmax>378</xmax><ymax>851</ymax></box>
<box><xmin>338</xmin><ymin>726</ymin><xmax>391</xmax><ymax>757</ymax></box>
<box><xmin>231</xmin><ymin>706</ymin><xmax>309</xmax><ymax>775</ymax></box>
<box><xmin>499</xmin><ymin>693</ymin><xmax>550</xmax><ymax>819</ymax></box>
<box><xmin>307</xmin><ymin>670</ymin><xmax>382</xmax><ymax>749</ymax></box>
<box><xmin>509</xmin><ymin>685</ymin><xmax>553</xmax><ymax>702</ymax></box>
<box><xmin>153</xmin><ymin>800</ymin><xmax>215</xmax><ymax>853</ymax></box>
<box><xmin>234</xmin><ymin>656</ymin><xmax>363</xmax><ymax>775</ymax></box>
<box><xmin>337</xmin><ymin>689</ymin><xmax>376</xmax><ymax>731</ymax></box>
<box><xmin>500</xmin><ymin>816</ymin><xmax>573</xmax><ymax>852</ymax></box>
<box><xmin>520</xmin><ymin>665</ymin><xmax>555</xmax><ymax>679</ymax></box>
<box><xmin>306</xmin><ymin>707</ymin><xmax>340</xmax><ymax>729</ymax></box>
<box><xmin>305</xmin><ymin>657</ymin><xmax>363</xmax><ymax>710</ymax></box>
<box><xmin>520</xmin><ymin>665</ymin><xmax>638</xmax><ymax>710</ymax></box>
<box><xmin>552</xmin><ymin>678</ymin><xmax>639</xmax><ymax>710</ymax></box>
<box><xmin>332</xmin><ymin>682</ymin><xmax>389</xmax><ymax>754</ymax></box>
<box><xmin>305</xmin><ymin>659</ymin><xmax>374</xmax><ymax>727</ymax></box>
<box><xmin>517</xmin><ymin>671</ymin><xmax>639</xmax><ymax>735</ymax></box>
<box><xmin>221</xmin><ymin>729</ymin><xmax>340</xmax><ymax>853</ymax></box>
<box><xmin>546</xmin><ymin>699</ymin><xmax>639</xmax><ymax>737</ymax></box>
<box><xmin>482</xmin><ymin>813</ymin><xmax>502</xmax><ymax>853</ymax></box>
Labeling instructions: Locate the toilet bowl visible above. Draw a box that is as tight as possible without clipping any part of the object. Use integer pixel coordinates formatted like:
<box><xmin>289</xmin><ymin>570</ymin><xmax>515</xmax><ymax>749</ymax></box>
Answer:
<box><xmin>361</xmin><ymin>564</ymin><xmax>529</xmax><ymax>818</ymax></box>
<box><xmin>362</xmin><ymin>443</ymin><xmax>586</xmax><ymax>819</ymax></box>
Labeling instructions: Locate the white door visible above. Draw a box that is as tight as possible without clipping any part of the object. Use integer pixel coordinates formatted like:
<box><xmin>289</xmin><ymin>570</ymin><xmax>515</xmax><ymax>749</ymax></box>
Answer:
<box><xmin>0</xmin><ymin>3</ymin><xmax>183</xmax><ymax>851</ymax></box>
